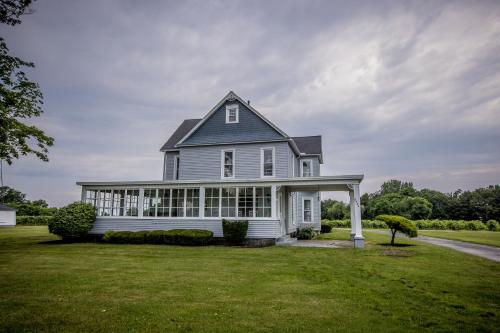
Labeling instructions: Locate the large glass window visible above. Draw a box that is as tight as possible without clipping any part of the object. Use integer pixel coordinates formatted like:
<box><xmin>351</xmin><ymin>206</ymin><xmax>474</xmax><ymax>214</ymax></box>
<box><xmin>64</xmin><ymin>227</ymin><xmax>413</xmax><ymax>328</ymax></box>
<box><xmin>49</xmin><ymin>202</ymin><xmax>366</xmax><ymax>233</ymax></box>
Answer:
<box><xmin>125</xmin><ymin>190</ymin><xmax>139</xmax><ymax>216</ymax></box>
<box><xmin>204</xmin><ymin>188</ymin><xmax>220</xmax><ymax>217</ymax></box>
<box><xmin>186</xmin><ymin>189</ymin><xmax>200</xmax><ymax>217</ymax></box>
<box><xmin>256</xmin><ymin>187</ymin><xmax>272</xmax><ymax>217</ymax></box>
<box><xmin>262</xmin><ymin>148</ymin><xmax>274</xmax><ymax>177</ymax></box>
<box><xmin>85</xmin><ymin>190</ymin><xmax>98</xmax><ymax>207</ymax></box>
<box><xmin>99</xmin><ymin>190</ymin><xmax>112</xmax><ymax>216</ymax></box>
<box><xmin>112</xmin><ymin>190</ymin><xmax>125</xmax><ymax>216</ymax></box>
<box><xmin>143</xmin><ymin>189</ymin><xmax>157</xmax><ymax>217</ymax></box>
<box><xmin>303</xmin><ymin>199</ymin><xmax>312</xmax><ymax>222</ymax></box>
<box><xmin>157</xmin><ymin>189</ymin><xmax>170</xmax><ymax>217</ymax></box>
<box><xmin>238</xmin><ymin>187</ymin><xmax>254</xmax><ymax>217</ymax></box>
<box><xmin>221</xmin><ymin>187</ymin><xmax>236</xmax><ymax>217</ymax></box>
<box><xmin>222</xmin><ymin>150</ymin><xmax>234</xmax><ymax>178</ymax></box>
<box><xmin>171</xmin><ymin>189</ymin><xmax>185</xmax><ymax>217</ymax></box>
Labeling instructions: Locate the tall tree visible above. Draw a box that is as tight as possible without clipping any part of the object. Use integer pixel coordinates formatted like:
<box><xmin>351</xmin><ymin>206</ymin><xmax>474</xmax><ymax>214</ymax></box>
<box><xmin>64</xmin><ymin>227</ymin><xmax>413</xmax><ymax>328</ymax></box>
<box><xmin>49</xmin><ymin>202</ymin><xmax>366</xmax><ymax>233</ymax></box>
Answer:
<box><xmin>0</xmin><ymin>0</ymin><xmax>53</xmax><ymax>184</ymax></box>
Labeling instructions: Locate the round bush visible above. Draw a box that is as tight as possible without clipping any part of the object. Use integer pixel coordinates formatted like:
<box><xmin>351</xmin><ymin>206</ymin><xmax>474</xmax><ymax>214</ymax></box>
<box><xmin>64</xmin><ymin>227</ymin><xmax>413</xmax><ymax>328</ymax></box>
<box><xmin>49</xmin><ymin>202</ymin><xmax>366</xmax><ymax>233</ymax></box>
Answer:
<box><xmin>486</xmin><ymin>220</ymin><xmax>500</xmax><ymax>231</ymax></box>
<box><xmin>49</xmin><ymin>202</ymin><xmax>96</xmax><ymax>240</ymax></box>
<box><xmin>320</xmin><ymin>221</ymin><xmax>333</xmax><ymax>233</ymax></box>
<box><xmin>296</xmin><ymin>227</ymin><xmax>315</xmax><ymax>240</ymax></box>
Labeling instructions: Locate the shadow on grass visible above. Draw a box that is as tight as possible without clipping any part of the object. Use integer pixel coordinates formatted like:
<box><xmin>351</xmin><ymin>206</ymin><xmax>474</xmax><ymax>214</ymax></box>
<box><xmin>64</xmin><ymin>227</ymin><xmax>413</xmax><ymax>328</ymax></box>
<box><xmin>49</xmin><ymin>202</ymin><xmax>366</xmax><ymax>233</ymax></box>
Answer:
<box><xmin>378</xmin><ymin>243</ymin><xmax>415</xmax><ymax>248</ymax></box>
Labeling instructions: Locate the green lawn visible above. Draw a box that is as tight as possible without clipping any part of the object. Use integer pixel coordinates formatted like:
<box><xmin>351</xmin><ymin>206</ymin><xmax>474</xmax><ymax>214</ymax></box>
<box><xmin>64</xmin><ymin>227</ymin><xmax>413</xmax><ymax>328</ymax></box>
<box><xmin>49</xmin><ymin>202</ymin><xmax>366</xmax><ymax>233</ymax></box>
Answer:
<box><xmin>418</xmin><ymin>230</ymin><xmax>500</xmax><ymax>247</ymax></box>
<box><xmin>0</xmin><ymin>227</ymin><xmax>499</xmax><ymax>332</ymax></box>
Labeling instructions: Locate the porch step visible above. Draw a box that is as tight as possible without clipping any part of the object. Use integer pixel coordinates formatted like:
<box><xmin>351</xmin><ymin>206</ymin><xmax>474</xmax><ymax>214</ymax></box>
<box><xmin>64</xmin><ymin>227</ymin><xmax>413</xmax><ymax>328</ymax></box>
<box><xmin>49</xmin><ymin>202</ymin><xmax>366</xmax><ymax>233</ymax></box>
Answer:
<box><xmin>276</xmin><ymin>235</ymin><xmax>297</xmax><ymax>246</ymax></box>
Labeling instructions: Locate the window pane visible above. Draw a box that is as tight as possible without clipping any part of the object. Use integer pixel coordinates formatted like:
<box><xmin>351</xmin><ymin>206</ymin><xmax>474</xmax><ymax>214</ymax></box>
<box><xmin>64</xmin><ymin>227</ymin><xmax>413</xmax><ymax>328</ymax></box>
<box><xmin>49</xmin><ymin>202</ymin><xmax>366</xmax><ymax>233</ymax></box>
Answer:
<box><xmin>204</xmin><ymin>188</ymin><xmax>220</xmax><ymax>217</ymax></box>
<box><xmin>125</xmin><ymin>190</ymin><xmax>139</xmax><ymax>216</ymax></box>
<box><xmin>186</xmin><ymin>188</ymin><xmax>200</xmax><ymax>217</ymax></box>
<box><xmin>256</xmin><ymin>186</ymin><xmax>272</xmax><ymax>218</ymax></box>
<box><xmin>171</xmin><ymin>189</ymin><xmax>185</xmax><ymax>217</ymax></box>
<box><xmin>302</xmin><ymin>161</ymin><xmax>311</xmax><ymax>177</ymax></box>
<box><xmin>303</xmin><ymin>199</ymin><xmax>312</xmax><ymax>222</ymax></box>
<box><xmin>224</xmin><ymin>151</ymin><xmax>233</xmax><ymax>177</ymax></box>
<box><xmin>157</xmin><ymin>189</ymin><xmax>170</xmax><ymax>217</ymax></box>
<box><xmin>113</xmin><ymin>190</ymin><xmax>125</xmax><ymax>216</ymax></box>
<box><xmin>221</xmin><ymin>187</ymin><xmax>236</xmax><ymax>217</ymax></box>
<box><xmin>238</xmin><ymin>187</ymin><xmax>254</xmax><ymax>217</ymax></box>
<box><xmin>263</xmin><ymin>149</ymin><xmax>273</xmax><ymax>176</ymax></box>
<box><xmin>143</xmin><ymin>189</ymin><xmax>157</xmax><ymax>217</ymax></box>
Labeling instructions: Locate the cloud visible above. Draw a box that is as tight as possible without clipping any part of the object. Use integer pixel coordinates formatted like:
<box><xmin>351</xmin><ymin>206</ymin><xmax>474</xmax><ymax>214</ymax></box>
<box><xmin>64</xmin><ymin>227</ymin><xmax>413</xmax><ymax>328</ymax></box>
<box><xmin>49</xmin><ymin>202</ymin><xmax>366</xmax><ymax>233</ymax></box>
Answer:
<box><xmin>2</xmin><ymin>0</ymin><xmax>500</xmax><ymax>206</ymax></box>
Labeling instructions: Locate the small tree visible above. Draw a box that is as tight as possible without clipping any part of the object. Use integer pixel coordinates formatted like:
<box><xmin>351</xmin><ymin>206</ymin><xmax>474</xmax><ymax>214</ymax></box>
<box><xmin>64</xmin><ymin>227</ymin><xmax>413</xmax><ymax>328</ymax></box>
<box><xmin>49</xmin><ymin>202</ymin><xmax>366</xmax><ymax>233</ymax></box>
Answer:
<box><xmin>49</xmin><ymin>202</ymin><xmax>96</xmax><ymax>240</ymax></box>
<box><xmin>376</xmin><ymin>214</ymin><xmax>417</xmax><ymax>246</ymax></box>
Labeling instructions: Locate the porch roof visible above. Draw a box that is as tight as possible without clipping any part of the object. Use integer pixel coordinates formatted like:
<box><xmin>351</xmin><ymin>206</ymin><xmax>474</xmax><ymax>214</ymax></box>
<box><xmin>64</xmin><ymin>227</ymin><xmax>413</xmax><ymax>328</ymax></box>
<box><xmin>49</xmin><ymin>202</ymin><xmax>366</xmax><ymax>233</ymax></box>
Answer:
<box><xmin>76</xmin><ymin>175</ymin><xmax>363</xmax><ymax>192</ymax></box>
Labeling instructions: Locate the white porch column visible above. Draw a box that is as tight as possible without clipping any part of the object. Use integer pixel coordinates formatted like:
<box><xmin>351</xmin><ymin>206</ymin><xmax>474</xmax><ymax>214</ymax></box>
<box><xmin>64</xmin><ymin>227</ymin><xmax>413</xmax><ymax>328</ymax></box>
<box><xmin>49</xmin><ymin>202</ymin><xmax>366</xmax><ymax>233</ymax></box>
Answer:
<box><xmin>138</xmin><ymin>188</ymin><xmax>144</xmax><ymax>218</ymax></box>
<box><xmin>352</xmin><ymin>184</ymin><xmax>364</xmax><ymax>248</ymax></box>
<box><xmin>349</xmin><ymin>190</ymin><xmax>356</xmax><ymax>240</ymax></box>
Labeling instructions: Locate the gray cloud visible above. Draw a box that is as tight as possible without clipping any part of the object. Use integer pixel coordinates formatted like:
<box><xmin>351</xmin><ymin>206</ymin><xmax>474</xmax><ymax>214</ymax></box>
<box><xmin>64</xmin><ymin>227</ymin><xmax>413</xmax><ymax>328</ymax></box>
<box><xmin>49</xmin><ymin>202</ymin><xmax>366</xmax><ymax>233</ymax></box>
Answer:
<box><xmin>2</xmin><ymin>0</ymin><xmax>500</xmax><ymax>206</ymax></box>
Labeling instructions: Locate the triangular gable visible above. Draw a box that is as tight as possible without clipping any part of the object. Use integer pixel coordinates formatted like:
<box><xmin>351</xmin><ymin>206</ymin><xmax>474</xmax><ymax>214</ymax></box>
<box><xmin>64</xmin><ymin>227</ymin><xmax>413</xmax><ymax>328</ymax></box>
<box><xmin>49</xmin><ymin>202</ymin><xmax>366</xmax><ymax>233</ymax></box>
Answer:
<box><xmin>176</xmin><ymin>91</ymin><xmax>289</xmax><ymax>147</ymax></box>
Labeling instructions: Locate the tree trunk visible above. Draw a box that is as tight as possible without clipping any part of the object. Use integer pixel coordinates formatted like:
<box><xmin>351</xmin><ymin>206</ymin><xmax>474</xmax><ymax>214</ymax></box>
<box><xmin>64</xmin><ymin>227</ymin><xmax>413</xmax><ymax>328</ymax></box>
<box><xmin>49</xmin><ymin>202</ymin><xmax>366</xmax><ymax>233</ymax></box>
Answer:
<box><xmin>391</xmin><ymin>229</ymin><xmax>396</xmax><ymax>246</ymax></box>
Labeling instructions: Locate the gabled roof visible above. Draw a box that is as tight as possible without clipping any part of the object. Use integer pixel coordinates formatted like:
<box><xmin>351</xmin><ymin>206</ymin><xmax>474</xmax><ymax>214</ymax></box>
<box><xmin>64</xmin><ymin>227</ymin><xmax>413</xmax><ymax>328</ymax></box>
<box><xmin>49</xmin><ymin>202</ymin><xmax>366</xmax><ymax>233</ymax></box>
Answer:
<box><xmin>160</xmin><ymin>119</ymin><xmax>201</xmax><ymax>151</ymax></box>
<box><xmin>292</xmin><ymin>136</ymin><xmax>322</xmax><ymax>155</ymax></box>
<box><xmin>0</xmin><ymin>203</ymin><xmax>16</xmax><ymax>211</ymax></box>
<box><xmin>176</xmin><ymin>91</ymin><xmax>289</xmax><ymax>146</ymax></box>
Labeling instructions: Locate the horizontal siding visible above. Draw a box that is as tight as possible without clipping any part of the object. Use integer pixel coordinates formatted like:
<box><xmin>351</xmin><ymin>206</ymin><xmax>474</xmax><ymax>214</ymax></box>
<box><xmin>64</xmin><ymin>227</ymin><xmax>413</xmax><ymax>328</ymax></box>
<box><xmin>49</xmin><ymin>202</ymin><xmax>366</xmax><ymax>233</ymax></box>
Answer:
<box><xmin>90</xmin><ymin>218</ymin><xmax>281</xmax><ymax>238</ymax></box>
<box><xmin>164</xmin><ymin>152</ymin><xmax>179</xmax><ymax>180</ymax></box>
<box><xmin>179</xmin><ymin>142</ymin><xmax>291</xmax><ymax>180</ymax></box>
<box><xmin>181</xmin><ymin>100</ymin><xmax>284</xmax><ymax>146</ymax></box>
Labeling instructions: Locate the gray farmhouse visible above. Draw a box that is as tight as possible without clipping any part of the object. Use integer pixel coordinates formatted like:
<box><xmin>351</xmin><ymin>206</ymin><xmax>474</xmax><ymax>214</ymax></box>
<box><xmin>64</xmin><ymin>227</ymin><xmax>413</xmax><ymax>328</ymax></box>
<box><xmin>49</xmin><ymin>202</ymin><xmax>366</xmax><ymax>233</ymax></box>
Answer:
<box><xmin>77</xmin><ymin>91</ymin><xmax>365</xmax><ymax>247</ymax></box>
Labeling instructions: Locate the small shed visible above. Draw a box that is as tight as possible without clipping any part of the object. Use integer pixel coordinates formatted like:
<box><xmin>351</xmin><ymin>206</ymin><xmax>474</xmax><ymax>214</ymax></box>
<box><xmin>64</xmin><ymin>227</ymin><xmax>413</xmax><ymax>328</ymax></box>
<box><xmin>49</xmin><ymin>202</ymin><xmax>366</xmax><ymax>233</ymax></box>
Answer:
<box><xmin>0</xmin><ymin>204</ymin><xmax>16</xmax><ymax>226</ymax></box>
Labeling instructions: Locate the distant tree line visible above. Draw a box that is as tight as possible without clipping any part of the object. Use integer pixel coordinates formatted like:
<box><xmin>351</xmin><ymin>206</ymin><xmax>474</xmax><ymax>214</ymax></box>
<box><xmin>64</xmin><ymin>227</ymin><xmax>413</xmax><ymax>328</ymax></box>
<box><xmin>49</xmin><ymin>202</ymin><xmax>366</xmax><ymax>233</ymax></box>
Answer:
<box><xmin>322</xmin><ymin>180</ymin><xmax>500</xmax><ymax>222</ymax></box>
<box><xmin>0</xmin><ymin>185</ymin><xmax>56</xmax><ymax>215</ymax></box>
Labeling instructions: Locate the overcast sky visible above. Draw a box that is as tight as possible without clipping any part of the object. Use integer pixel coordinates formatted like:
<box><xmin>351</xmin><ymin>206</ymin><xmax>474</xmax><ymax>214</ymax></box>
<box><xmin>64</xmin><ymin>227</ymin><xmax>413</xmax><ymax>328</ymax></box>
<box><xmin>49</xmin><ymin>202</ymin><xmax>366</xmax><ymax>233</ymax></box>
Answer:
<box><xmin>2</xmin><ymin>0</ymin><xmax>500</xmax><ymax>206</ymax></box>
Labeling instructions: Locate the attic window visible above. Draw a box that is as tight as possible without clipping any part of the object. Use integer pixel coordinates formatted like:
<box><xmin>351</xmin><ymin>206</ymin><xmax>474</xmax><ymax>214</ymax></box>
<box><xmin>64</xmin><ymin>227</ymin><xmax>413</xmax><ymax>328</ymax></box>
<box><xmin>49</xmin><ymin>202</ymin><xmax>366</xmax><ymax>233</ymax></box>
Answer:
<box><xmin>225</xmin><ymin>104</ymin><xmax>239</xmax><ymax>123</ymax></box>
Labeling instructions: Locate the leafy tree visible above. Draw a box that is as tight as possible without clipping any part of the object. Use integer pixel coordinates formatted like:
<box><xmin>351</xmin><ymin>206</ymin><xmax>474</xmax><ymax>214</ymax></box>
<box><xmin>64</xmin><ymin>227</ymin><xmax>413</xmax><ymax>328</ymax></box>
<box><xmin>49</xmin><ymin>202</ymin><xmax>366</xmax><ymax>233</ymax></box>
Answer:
<box><xmin>380</xmin><ymin>179</ymin><xmax>417</xmax><ymax>196</ymax></box>
<box><xmin>398</xmin><ymin>197</ymin><xmax>432</xmax><ymax>220</ymax></box>
<box><xmin>0</xmin><ymin>0</ymin><xmax>54</xmax><ymax>170</ymax></box>
<box><xmin>419</xmin><ymin>189</ymin><xmax>451</xmax><ymax>219</ymax></box>
<box><xmin>376</xmin><ymin>215</ymin><xmax>417</xmax><ymax>246</ymax></box>
<box><xmin>0</xmin><ymin>185</ymin><xmax>25</xmax><ymax>203</ymax></box>
<box><xmin>326</xmin><ymin>202</ymin><xmax>348</xmax><ymax>220</ymax></box>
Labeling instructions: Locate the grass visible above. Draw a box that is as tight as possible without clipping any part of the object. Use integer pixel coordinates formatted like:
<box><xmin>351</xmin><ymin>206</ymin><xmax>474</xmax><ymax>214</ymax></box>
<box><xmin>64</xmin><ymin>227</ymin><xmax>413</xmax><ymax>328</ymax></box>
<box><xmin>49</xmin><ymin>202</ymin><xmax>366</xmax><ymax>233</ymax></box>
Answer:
<box><xmin>0</xmin><ymin>226</ymin><xmax>499</xmax><ymax>332</ymax></box>
<box><xmin>418</xmin><ymin>230</ymin><xmax>500</xmax><ymax>247</ymax></box>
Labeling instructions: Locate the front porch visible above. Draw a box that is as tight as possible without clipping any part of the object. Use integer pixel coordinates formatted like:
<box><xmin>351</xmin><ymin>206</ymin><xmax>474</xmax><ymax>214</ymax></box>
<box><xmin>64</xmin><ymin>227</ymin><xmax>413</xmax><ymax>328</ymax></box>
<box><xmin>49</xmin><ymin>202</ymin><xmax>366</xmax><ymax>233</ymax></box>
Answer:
<box><xmin>77</xmin><ymin>175</ymin><xmax>365</xmax><ymax>248</ymax></box>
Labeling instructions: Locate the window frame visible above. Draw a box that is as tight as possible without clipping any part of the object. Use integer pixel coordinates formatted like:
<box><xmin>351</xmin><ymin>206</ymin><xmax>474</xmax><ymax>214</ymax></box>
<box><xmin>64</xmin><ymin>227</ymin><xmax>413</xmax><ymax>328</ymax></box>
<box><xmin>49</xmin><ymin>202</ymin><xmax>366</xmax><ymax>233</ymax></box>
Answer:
<box><xmin>225</xmin><ymin>104</ymin><xmax>239</xmax><ymax>124</ymax></box>
<box><xmin>302</xmin><ymin>197</ymin><xmax>313</xmax><ymax>223</ymax></box>
<box><xmin>300</xmin><ymin>159</ymin><xmax>313</xmax><ymax>177</ymax></box>
<box><xmin>260</xmin><ymin>147</ymin><xmax>275</xmax><ymax>178</ymax></box>
<box><xmin>221</xmin><ymin>149</ymin><xmax>236</xmax><ymax>179</ymax></box>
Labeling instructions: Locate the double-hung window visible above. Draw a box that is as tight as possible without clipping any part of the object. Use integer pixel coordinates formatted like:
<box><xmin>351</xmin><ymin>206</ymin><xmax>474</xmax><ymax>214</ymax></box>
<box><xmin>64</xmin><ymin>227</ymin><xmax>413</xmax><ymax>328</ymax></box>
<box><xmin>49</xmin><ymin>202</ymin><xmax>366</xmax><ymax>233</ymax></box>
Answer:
<box><xmin>303</xmin><ymin>198</ymin><xmax>312</xmax><ymax>222</ymax></box>
<box><xmin>225</xmin><ymin>104</ymin><xmax>239</xmax><ymax>123</ymax></box>
<box><xmin>261</xmin><ymin>147</ymin><xmax>275</xmax><ymax>177</ymax></box>
<box><xmin>221</xmin><ymin>149</ymin><xmax>235</xmax><ymax>178</ymax></box>
<box><xmin>301</xmin><ymin>159</ymin><xmax>312</xmax><ymax>177</ymax></box>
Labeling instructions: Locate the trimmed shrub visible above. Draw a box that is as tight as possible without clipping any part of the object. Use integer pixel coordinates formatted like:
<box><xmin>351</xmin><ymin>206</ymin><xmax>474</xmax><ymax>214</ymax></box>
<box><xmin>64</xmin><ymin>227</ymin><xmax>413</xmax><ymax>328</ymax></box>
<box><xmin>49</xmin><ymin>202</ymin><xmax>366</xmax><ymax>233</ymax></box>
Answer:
<box><xmin>16</xmin><ymin>215</ymin><xmax>54</xmax><ymax>225</ymax></box>
<box><xmin>486</xmin><ymin>220</ymin><xmax>500</xmax><ymax>231</ymax></box>
<box><xmin>103</xmin><ymin>229</ymin><xmax>213</xmax><ymax>245</ymax></box>
<box><xmin>222</xmin><ymin>219</ymin><xmax>248</xmax><ymax>245</ymax></box>
<box><xmin>376</xmin><ymin>215</ymin><xmax>417</xmax><ymax>246</ymax></box>
<box><xmin>320</xmin><ymin>221</ymin><xmax>333</xmax><ymax>233</ymax></box>
<box><xmin>296</xmin><ymin>227</ymin><xmax>315</xmax><ymax>240</ymax></box>
<box><xmin>48</xmin><ymin>202</ymin><xmax>96</xmax><ymax>240</ymax></box>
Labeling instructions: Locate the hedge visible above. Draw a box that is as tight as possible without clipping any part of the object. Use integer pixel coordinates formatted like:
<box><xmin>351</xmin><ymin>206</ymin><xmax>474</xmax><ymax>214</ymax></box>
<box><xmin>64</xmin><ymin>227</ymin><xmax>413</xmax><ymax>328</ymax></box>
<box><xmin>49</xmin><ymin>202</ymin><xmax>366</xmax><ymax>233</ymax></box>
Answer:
<box><xmin>48</xmin><ymin>202</ymin><xmax>96</xmax><ymax>240</ymax></box>
<box><xmin>321</xmin><ymin>219</ymin><xmax>490</xmax><ymax>231</ymax></box>
<box><xmin>102</xmin><ymin>229</ymin><xmax>214</xmax><ymax>246</ymax></box>
<box><xmin>16</xmin><ymin>215</ymin><xmax>54</xmax><ymax>225</ymax></box>
<box><xmin>222</xmin><ymin>219</ymin><xmax>248</xmax><ymax>245</ymax></box>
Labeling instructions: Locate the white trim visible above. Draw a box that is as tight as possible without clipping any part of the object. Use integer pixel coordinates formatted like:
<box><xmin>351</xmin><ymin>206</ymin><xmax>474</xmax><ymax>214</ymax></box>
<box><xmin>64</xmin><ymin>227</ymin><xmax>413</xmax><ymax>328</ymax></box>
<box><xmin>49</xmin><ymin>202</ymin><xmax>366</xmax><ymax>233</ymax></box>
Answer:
<box><xmin>300</xmin><ymin>159</ymin><xmax>313</xmax><ymax>177</ymax></box>
<box><xmin>225</xmin><ymin>104</ymin><xmax>239</xmax><ymax>124</ymax></box>
<box><xmin>221</xmin><ymin>149</ymin><xmax>236</xmax><ymax>179</ymax></box>
<box><xmin>302</xmin><ymin>197</ymin><xmax>313</xmax><ymax>223</ymax></box>
<box><xmin>173</xmin><ymin>156</ymin><xmax>180</xmax><ymax>180</ymax></box>
<box><xmin>176</xmin><ymin>91</ymin><xmax>289</xmax><ymax>146</ymax></box>
<box><xmin>260</xmin><ymin>147</ymin><xmax>275</xmax><ymax>178</ymax></box>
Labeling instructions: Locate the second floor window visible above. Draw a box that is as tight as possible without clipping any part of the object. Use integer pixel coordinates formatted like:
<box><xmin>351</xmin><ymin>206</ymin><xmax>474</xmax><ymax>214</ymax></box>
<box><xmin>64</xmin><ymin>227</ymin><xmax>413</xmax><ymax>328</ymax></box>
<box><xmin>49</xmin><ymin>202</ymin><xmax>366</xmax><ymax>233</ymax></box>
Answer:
<box><xmin>225</xmin><ymin>104</ymin><xmax>239</xmax><ymax>123</ymax></box>
<box><xmin>222</xmin><ymin>150</ymin><xmax>235</xmax><ymax>178</ymax></box>
<box><xmin>261</xmin><ymin>147</ymin><xmax>274</xmax><ymax>177</ymax></box>
<box><xmin>301</xmin><ymin>160</ymin><xmax>312</xmax><ymax>177</ymax></box>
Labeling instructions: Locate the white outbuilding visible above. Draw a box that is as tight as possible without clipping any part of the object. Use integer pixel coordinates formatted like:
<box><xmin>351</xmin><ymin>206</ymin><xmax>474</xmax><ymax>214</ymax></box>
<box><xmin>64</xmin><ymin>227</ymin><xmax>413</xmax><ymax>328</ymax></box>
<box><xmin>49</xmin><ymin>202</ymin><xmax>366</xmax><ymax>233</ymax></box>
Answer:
<box><xmin>0</xmin><ymin>204</ymin><xmax>16</xmax><ymax>226</ymax></box>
